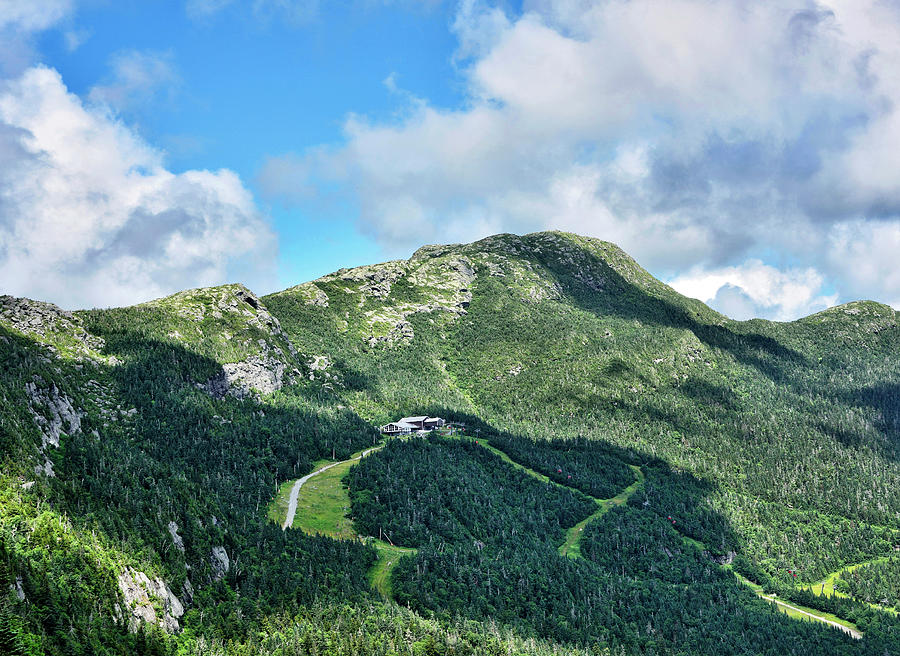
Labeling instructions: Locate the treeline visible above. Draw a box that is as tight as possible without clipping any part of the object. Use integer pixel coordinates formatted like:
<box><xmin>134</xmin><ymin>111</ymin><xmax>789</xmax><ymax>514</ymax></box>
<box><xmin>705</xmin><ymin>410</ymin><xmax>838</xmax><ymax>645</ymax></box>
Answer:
<box><xmin>483</xmin><ymin>433</ymin><xmax>637</xmax><ymax>499</ymax></box>
<box><xmin>351</xmin><ymin>439</ymin><xmax>889</xmax><ymax>654</ymax></box>
<box><xmin>347</xmin><ymin>436</ymin><xmax>595</xmax><ymax>548</ymax></box>
<box><xmin>837</xmin><ymin>557</ymin><xmax>900</xmax><ymax>610</ymax></box>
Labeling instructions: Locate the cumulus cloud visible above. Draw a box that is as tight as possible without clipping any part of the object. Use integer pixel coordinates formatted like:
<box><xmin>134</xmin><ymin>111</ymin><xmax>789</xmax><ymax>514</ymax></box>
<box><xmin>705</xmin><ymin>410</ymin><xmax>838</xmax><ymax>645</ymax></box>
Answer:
<box><xmin>187</xmin><ymin>0</ymin><xmax>436</xmax><ymax>22</ymax></box>
<box><xmin>0</xmin><ymin>0</ymin><xmax>72</xmax><ymax>32</ymax></box>
<box><xmin>668</xmin><ymin>261</ymin><xmax>838</xmax><ymax>321</ymax></box>
<box><xmin>826</xmin><ymin>221</ymin><xmax>900</xmax><ymax>308</ymax></box>
<box><xmin>0</xmin><ymin>66</ymin><xmax>276</xmax><ymax>309</ymax></box>
<box><xmin>0</xmin><ymin>0</ymin><xmax>75</xmax><ymax>74</ymax></box>
<box><xmin>260</xmin><ymin>0</ymin><xmax>900</xmax><ymax>317</ymax></box>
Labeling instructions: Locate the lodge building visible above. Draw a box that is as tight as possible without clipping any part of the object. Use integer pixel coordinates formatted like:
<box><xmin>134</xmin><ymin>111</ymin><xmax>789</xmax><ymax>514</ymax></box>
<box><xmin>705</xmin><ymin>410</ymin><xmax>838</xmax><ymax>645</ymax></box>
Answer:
<box><xmin>380</xmin><ymin>416</ymin><xmax>445</xmax><ymax>435</ymax></box>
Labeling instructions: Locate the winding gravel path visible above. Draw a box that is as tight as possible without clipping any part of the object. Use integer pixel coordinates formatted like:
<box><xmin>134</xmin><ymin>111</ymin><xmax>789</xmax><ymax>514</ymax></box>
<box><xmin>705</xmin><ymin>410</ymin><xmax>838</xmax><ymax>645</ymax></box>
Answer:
<box><xmin>282</xmin><ymin>446</ymin><xmax>380</xmax><ymax>530</ymax></box>
<box><xmin>761</xmin><ymin>593</ymin><xmax>862</xmax><ymax>639</ymax></box>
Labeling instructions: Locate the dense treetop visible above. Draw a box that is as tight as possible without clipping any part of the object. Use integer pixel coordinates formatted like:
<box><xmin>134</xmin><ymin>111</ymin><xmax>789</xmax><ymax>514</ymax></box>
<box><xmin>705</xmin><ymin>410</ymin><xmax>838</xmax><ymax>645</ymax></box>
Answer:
<box><xmin>2</xmin><ymin>231</ymin><xmax>899</xmax><ymax>654</ymax></box>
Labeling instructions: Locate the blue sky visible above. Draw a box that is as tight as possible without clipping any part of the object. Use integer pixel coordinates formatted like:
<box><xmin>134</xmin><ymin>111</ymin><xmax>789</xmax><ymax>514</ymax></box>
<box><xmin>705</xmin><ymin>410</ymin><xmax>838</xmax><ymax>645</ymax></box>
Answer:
<box><xmin>2</xmin><ymin>1</ymin><xmax>900</xmax><ymax>319</ymax></box>
<box><xmin>35</xmin><ymin>0</ymin><xmax>466</xmax><ymax>288</ymax></box>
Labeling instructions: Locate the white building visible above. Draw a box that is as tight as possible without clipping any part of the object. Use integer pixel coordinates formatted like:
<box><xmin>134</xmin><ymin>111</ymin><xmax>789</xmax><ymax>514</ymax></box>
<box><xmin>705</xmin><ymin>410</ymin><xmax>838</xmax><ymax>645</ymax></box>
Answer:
<box><xmin>380</xmin><ymin>416</ymin><xmax>445</xmax><ymax>434</ymax></box>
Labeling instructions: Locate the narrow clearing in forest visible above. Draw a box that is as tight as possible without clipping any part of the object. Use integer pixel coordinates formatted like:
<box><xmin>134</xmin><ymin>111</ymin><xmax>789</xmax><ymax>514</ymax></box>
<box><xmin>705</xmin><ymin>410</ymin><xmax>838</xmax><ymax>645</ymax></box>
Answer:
<box><xmin>276</xmin><ymin>442</ymin><xmax>416</xmax><ymax>597</ymax></box>
<box><xmin>477</xmin><ymin>437</ymin><xmax>865</xmax><ymax>639</ymax></box>
<box><xmin>281</xmin><ymin>446</ymin><xmax>382</xmax><ymax>529</ymax></box>
<box><xmin>276</xmin><ymin>433</ymin><xmax>873</xmax><ymax>638</ymax></box>
<box><xmin>799</xmin><ymin>556</ymin><xmax>898</xmax><ymax>616</ymax></box>
<box><xmin>732</xmin><ymin>571</ymin><xmax>862</xmax><ymax>639</ymax></box>
<box><xmin>558</xmin><ymin>465</ymin><xmax>644</xmax><ymax>559</ymax></box>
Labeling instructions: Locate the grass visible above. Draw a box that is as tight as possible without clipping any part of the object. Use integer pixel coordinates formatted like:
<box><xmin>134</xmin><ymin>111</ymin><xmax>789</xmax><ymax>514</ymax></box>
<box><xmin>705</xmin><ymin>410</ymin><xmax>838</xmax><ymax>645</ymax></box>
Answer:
<box><xmin>559</xmin><ymin>465</ymin><xmax>644</xmax><ymax>559</ymax></box>
<box><xmin>477</xmin><ymin>437</ymin><xmax>551</xmax><ymax>483</ymax></box>
<box><xmin>270</xmin><ymin>439</ymin><xmax>418</xmax><ymax>598</ymax></box>
<box><xmin>799</xmin><ymin>555</ymin><xmax>899</xmax><ymax>616</ymax></box>
<box><xmin>731</xmin><ymin>570</ymin><xmax>861</xmax><ymax>638</ymax></box>
<box><xmin>370</xmin><ymin>541</ymin><xmax>418</xmax><ymax>598</ymax></box>
<box><xmin>558</xmin><ymin>503</ymin><xmax>603</xmax><ymax>559</ymax></box>
<box><xmin>267</xmin><ymin>479</ymin><xmax>295</xmax><ymax>525</ymax></box>
<box><xmin>472</xmin><ymin>436</ymin><xmax>646</xmax><ymax>560</ymax></box>
<box><xmin>290</xmin><ymin>459</ymin><xmax>359</xmax><ymax>539</ymax></box>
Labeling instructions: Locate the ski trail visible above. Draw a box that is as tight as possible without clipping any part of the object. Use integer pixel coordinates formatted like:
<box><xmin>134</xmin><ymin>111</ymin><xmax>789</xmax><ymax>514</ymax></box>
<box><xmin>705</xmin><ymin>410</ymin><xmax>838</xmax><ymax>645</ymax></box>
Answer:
<box><xmin>282</xmin><ymin>447</ymin><xmax>380</xmax><ymax>530</ymax></box>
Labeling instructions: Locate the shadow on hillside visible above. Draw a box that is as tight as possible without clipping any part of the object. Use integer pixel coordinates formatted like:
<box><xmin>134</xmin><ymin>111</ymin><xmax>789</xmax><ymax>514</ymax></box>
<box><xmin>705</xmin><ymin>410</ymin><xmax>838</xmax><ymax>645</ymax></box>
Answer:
<box><xmin>839</xmin><ymin>383</ymin><xmax>900</xmax><ymax>456</ymax></box>
<box><xmin>5</xmin><ymin>320</ymin><xmax>380</xmax><ymax>641</ymax></box>
<box><xmin>360</xmin><ymin>409</ymin><xmax>864</xmax><ymax>651</ymax></box>
<box><xmin>530</xmin><ymin>238</ymin><xmax>807</xmax><ymax>382</ymax></box>
<box><xmin>397</xmin><ymin>407</ymin><xmax>739</xmax><ymax>558</ymax></box>
<box><xmin>681</xmin><ymin>378</ymin><xmax>740</xmax><ymax>411</ymax></box>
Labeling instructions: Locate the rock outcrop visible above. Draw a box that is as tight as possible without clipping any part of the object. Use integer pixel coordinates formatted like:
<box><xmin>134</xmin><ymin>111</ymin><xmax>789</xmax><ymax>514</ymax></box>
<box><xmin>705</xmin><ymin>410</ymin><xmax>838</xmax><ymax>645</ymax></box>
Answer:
<box><xmin>153</xmin><ymin>285</ymin><xmax>302</xmax><ymax>399</ymax></box>
<box><xmin>26</xmin><ymin>376</ymin><xmax>83</xmax><ymax>476</ymax></box>
<box><xmin>210</xmin><ymin>546</ymin><xmax>230</xmax><ymax>582</ymax></box>
<box><xmin>204</xmin><ymin>352</ymin><xmax>293</xmax><ymax>399</ymax></box>
<box><xmin>0</xmin><ymin>295</ymin><xmax>106</xmax><ymax>359</ymax></box>
<box><xmin>117</xmin><ymin>568</ymin><xmax>184</xmax><ymax>634</ymax></box>
<box><xmin>167</xmin><ymin>521</ymin><xmax>185</xmax><ymax>553</ymax></box>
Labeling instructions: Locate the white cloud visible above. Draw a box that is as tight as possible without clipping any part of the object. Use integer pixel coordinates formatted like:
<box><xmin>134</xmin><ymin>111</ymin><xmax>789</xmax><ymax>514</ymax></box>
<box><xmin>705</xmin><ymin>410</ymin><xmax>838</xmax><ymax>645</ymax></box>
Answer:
<box><xmin>668</xmin><ymin>261</ymin><xmax>839</xmax><ymax>321</ymax></box>
<box><xmin>260</xmin><ymin>0</ymin><xmax>900</xmax><ymax>317</ymax></box>
<box><xmin>88</xmin><ymin>50</ymin><xmax>179</xmax><ymax>113</ymax></box>
<box><xmin>0</xmin><ymin>0</ymin><xmax>72</xmax><ymax>32</ymax></box>
<box><xmin>187</xmin><ymin>0</ymin><xmax>443</xmax><ymax>24</ymax></box>
<box><xmin>63</xmin><ymin>28</ymin><xmax>90</xmax><ymax>52</ymax></box>
<box><xmin>186</xmin><ymin>0</ymin><xmax>234</xmax><ymax>18</ymax></box>
<box><xmin>0</xmin><ymin>0</ymin><xmax>75</xmax><ymax>74</ymax></box>
<box><xmin>0</xmin><ymin>66</ymin><xmax>276</xmax><ymax>309</ymax></box>
<box><xmin>826</xmin><ymin>221</ymin><xmax>900</xmax><ymax>308</ymax></box>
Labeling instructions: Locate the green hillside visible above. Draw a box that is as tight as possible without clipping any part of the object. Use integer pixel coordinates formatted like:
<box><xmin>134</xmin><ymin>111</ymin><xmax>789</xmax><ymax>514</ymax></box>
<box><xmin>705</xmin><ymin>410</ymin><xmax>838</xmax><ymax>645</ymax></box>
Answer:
<box><xmin>1</xmin><ymin>232</ymin><xmax>899</xmax><ymax>654</ymax></box>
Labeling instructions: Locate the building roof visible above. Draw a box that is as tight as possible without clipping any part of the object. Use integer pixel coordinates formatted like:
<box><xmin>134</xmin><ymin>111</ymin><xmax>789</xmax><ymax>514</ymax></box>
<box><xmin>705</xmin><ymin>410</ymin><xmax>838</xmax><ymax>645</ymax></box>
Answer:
<box><xmin>399</xmin><ymin>416</ymin><xmax>429</xmax><ymax>423</ymax></box>
<box><xmin>383</xmin><ymin>420</ymin><xmax>418</xmax><ymax>429</ymax></box>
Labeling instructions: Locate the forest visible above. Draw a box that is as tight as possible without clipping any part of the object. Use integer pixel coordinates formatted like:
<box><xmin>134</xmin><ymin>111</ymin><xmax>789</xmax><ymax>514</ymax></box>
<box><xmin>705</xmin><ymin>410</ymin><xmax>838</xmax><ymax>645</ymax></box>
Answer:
<box><xmin>2</xmin><ymin>231</ymin><xmax>900</xmax><ymax>654</ymax></box>
<box><xmin>836</xmin><ymin>557</ymin><xmax>900</xmax><ymax>610</ymax></box>
<box><xmin>350</xmin><ymin>435</ymin><xmax>900</xmax><ymax>654</ymax></box>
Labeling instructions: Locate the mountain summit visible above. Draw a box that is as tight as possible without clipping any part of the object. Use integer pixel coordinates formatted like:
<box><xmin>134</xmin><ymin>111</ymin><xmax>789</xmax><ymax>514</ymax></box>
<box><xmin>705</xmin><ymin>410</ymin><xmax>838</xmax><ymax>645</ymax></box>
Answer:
<box><xmin>1</xmin><ymin>232</ymin><xmax>899</xmax><ymax>654</ymax></box>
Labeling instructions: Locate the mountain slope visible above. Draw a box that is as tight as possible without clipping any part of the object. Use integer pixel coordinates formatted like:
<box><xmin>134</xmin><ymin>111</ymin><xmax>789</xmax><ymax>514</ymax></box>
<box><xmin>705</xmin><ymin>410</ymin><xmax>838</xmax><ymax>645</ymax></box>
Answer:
<box><xmin>267</xmin><ymin>231</ymin><xmax>900</xmax><ymax>571</ymax></box>
<box><xmin>1</xmin><ymin>231</ymin><xmax>899</xmax><ymax>654</ymax></box>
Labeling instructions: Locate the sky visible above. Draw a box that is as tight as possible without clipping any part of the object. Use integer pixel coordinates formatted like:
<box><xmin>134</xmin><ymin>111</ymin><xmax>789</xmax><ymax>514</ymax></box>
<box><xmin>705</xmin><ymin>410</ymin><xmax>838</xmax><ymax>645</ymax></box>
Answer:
<box><xmin>1</xmin><ymin>0</ymin><xmax>899</xmax><ymax>320</ymax></box>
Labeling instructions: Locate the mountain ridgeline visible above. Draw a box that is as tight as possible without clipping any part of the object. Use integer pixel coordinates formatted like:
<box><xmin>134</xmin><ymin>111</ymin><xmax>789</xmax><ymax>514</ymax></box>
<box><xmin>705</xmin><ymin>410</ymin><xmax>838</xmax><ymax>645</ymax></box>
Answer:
<box><xmin>1</xmin><ymin>231</ymin><xmax>899</xmax><ymax>654</ymax></box>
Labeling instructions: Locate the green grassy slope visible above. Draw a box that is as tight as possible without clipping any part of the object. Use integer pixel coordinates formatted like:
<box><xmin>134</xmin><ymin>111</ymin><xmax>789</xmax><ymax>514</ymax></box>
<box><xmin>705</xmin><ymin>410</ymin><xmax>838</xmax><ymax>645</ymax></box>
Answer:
<box><xmin>1</xmin><ymin>231</ymin><xmax>899</xmax><ymax>654</ymax></box>
<box><xmin>267</xmin><ymin>231</ymin><xmax>900</xmax><ymax>581</ymax></box>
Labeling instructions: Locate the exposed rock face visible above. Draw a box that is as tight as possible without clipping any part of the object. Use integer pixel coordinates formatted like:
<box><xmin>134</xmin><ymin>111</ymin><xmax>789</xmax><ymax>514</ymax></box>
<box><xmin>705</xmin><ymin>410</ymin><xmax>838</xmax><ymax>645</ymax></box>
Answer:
<box><xmin>306</xmin><ymin>355</ymin><xmax>337</xmax><ymax>382</ymax></box>
<box><xmin>26</xmin><ymin>378</ymin><xmax>82</xmax><ymax>450</ymax></box>
<box><xmin>210</xmin><ymin>546</ymin><xmax>229</xmax><ymax>582</ymax></box>
<box><xmin>12</xmin><ymin>576</ymin><xmax>24</xmax><ymax>602</ymax></box>
<box><xmin>157</xmin><ymin>285</ymin><xmax>302</xmax><ymax>399</ymax></box>
<box><xmin>26</xmin><ymin>376</ymin><xmax>83</xmax><ymax>476</ymax></box>
<box><xmin>0</xmin><ymin>295</ymin><xmax>106</xmax><ymax>358</ymax></box>
<box><xmin>709</xmin><ymin>550</ymin><xmax>737</xmax><ymax>565</ymax></box>
<box><xmin>167</xmin><ymin>521</ymin><xmax>185</xmax><ymax>553</ymax></box>
<box><xmin>329</xmin><ymin>260</ymin><xmax>408</xmax><ymax>299</ymax></box>
<box><xmin>117</xmin><ymin>568</ymin><xmax>184</xmax><ymax>634</ymax></box>
<box><xmin>204</xmin><ymin>352</ymin><xmax>292</xmax><ymax>399</ymax></box>
<box><xmin>311</xmin><ymin>253</ymin><xmax>480</xmax><ymax>347</ymax></box>
<box><xmin>289</xmin><ymin>281</ymin><xmax>329</xmax><ymax>307</ymax></box>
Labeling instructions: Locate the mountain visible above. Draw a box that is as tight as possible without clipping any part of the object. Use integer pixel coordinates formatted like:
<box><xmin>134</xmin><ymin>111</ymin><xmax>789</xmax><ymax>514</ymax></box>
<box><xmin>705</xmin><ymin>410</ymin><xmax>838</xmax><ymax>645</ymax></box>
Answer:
<box><xmin>1</xmin><ymin>231</ymin><xmax>898</xmax><ymax>655</ymax></box>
